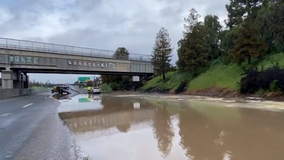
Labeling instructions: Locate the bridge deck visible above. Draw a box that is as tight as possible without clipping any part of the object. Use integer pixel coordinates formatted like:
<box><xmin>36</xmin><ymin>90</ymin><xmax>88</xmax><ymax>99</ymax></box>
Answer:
<box><xmin>0</xmin><ymin>37</ymin><xmax>154</xmax><ymax>74</ymax></box>
<box><xmin>0</xmin><ymin>37</ymin><xmax>151</xmax><ymax>62</ymax></box>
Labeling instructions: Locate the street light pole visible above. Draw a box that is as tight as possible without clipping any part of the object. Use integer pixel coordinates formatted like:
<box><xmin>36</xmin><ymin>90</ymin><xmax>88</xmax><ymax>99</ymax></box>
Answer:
<box><xmin>46</xmin><ymin>80</ymin><xmax>49</xmax><ymax>88</ymax></box>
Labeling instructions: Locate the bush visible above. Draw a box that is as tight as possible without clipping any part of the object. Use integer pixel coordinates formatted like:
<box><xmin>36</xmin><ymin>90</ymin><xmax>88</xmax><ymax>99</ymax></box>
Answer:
<box><xmin>239</xmin><ymin>64</ymin><xmax>284</xmax><ymax>94</ymax></box>
<box><xmin>110</xmin><ymin>82</ymin><xmax>119</xmax><ymax>91</ymax></box>
<box><xmin>239</xmin><ymin>68</ymin><xmax>260</xmax><ymax>93</ymax></box>
<box><xmin>175</xmin><ymin>80</ymin><xmax>188</xmax><ymax>93</ymax></box>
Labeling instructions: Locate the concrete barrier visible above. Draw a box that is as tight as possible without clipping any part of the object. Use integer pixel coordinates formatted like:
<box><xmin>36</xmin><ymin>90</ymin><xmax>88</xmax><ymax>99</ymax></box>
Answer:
<box><xmin>0</xmin><ymin>88</ymin><xmax>49</xmax><ymax>99</ymax></box>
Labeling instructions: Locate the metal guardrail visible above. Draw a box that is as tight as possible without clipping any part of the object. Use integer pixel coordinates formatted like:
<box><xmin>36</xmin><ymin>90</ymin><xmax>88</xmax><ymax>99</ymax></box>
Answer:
<box><xmin>0</xmin><ymin>37</ymin><xmax>151</xmax><ymax>62</ymax></box>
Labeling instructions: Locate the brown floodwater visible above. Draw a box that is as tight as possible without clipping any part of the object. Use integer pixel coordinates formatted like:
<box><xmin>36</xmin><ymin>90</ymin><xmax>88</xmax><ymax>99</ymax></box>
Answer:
<box><xmin>57</xmin><ymin>94</ymin><xmax>284</xmax><ymax>160</ymax></box>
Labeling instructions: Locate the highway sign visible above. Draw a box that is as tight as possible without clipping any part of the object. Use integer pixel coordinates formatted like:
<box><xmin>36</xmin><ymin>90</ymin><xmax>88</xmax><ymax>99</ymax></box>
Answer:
<box><xmin>78</xmin><ymin>77</ymin><xmax>90</xmax><ymax>82</ymax></box>
<box><xmin>133</xmin><ymin>76</ymin><xmax>140</xmax><ymax>81</ymax></box>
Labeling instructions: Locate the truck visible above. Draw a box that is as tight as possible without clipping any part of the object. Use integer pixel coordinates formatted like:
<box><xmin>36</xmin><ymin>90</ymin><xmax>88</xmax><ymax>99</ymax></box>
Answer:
<box><xmin>51</xmin><ymin>84</ymin><xmax>70</xmax><ymax>94</ymax></box>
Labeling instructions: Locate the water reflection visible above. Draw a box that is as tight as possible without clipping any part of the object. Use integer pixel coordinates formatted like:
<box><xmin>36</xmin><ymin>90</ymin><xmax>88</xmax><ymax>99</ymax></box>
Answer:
<box><xmin>58</xmin><ymin>95</ymin><xmax>284</xmax><ymax>160</ymax></box>
<box><xmin>52</xmin><ymin>94</ymin><xmax>71</xmax><ymax>100</ymax></box>
<box><xmin>152</xmin><ymin>106</ymin><xmax>175</xmax><ymax>158</ymax></box>
<box><xmin>58</xmin><ymin>94</ymin><xmax>103</xmax><ymax>113</ymax></box>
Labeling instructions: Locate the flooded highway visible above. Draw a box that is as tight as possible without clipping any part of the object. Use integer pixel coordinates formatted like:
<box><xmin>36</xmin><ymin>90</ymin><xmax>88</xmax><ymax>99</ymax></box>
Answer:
<box><xmin>57</xmin><ymin>94</ymin><xmax>284</xmax><ymax>160</ymax></box>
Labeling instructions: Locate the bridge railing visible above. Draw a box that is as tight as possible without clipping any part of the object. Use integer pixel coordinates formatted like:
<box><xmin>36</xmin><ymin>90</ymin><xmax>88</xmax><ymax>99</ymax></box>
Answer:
<box><xmin>0</xmin><ymin>37</ymin><xmax>151</xmax><ymax>62</ymax></box>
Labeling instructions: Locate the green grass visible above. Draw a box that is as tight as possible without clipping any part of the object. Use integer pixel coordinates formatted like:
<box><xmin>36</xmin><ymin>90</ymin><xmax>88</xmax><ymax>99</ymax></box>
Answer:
<box><xmin>257</xmin><ymin>53</ymin><xmax>284</xmax><ymax>69</ymax></box>
<box><xmin>100</xmin><ymin>84</ymin><xmax>112</xmax><ymax>92</ymax></box>
<box><xmin>188</xmin><ymin>64</ymin><xmax>244</xmax><ymax>90</ymax></box>
<box><xmin>141</xmin><ymin>71</ymin><xmax>175</xmax><ymax>90</ymax></box>
<box><xmin>142</xmin><ymin>53</ymin><xmax>284</xmax><ymax>92</ymax></box>
<box><xmin>141</xmin><ymin>71</ymin><xmax>192</xmax><ymax>91</ymax></box>
<box><xmin>99</xmin><ymin>84</ymin><xmax>113</xmax><ymax>92</ymax></box>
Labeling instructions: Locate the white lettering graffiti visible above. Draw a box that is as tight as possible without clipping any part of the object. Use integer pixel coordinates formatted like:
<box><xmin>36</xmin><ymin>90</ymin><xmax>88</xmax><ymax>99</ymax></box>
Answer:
<box><xmin>27</xmin><ymin>57</ymin><xmax>32</xmax><ymax>63</ymax></box>
<box><xmin>14</xmin><ymin>56</ymin><xmax>20</xmax><ymax>62</ymax></box>
<box><xmin>21</xmin><ymin>57</ymin><xmax>26</xmax><ymax>63</ymax></box>
<box><xmin>67</xmin><ymin>60</ymin><xmax>116</xmax><ymax>69</ymax></box>
<box><xmin>9</xmin><ymin>55</ymin><xmax>39</xmax><ymax>64</ymax></box>
<box><xmin>33</xmin><ymin>57</ymin><xmax>38</xmax><ymax>64</ymax></box>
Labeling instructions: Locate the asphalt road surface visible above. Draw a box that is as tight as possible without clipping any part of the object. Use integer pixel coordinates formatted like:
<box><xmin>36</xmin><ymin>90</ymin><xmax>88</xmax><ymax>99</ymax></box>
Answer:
<box><xmin>0</xmin><ymin>92</ymin><xmax>80</xmax><ymax>160</ymax></box>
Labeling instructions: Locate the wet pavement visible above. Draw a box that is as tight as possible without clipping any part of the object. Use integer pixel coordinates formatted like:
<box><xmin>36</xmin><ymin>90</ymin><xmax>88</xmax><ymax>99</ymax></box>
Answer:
<box><xmin>0</xmin><ymin>92</ymin><xmax>79</xmax><ymax>160</ymax></box>
<box><xmin>58</xmin><ymin>94</ymin><xmax>284</xmax><ymax>160</ymax></box>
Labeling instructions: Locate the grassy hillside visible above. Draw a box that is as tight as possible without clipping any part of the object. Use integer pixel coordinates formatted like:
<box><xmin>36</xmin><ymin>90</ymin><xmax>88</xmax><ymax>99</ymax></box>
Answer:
<box><xmin>188</xmin><ymin>64</ymin><xmax>243</xmax><ymax>90</ymax></box>
<box><xmin>257</xmin><ymin>53</ymin><xmax>284</xmax><ymax>69</ymax></box>
<box><xmin>142</xmin><ymin>71</ymin><xmax>192</xmax><ymax>91</ymax></box>
<box><xmin>142</xmin><ymin>53</ymin><xmax>284</xmax><ymax>92</ymax></box>
<box><xmin>99</xmin><ymin>84</ymin><xmax>113</xmax><ymax>92</ymax></box>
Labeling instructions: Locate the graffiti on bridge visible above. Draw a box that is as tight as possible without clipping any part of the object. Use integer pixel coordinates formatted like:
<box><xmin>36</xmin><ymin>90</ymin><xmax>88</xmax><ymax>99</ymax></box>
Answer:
<box><xmin>67</xmin><ymin>60</ymin><xmax>116</xmax><ymax>69</ymax></box>
<box><xmin>9</xmin><ymin>55</ymin><xmax>39</xmax><ymax>64</ymax></box>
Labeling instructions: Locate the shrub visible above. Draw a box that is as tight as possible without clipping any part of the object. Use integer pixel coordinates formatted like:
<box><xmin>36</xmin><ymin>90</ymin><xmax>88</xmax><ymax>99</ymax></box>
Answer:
<box><xmin>239</xmin><ymin>64</ymin><xmax>284</xmax><ymax>94</ymax></box>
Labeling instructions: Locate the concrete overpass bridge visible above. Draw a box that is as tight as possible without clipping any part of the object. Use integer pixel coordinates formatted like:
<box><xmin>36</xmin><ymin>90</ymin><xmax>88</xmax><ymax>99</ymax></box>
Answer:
<box><xmin>0</xmin><ymin>37</ymin><xmax>154</xmax><ymax>89</ymax></box>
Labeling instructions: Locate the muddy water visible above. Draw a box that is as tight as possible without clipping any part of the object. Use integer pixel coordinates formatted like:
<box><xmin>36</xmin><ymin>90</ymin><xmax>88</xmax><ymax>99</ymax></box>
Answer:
<box><xmin>57</xmin><ymin>94</ymin><xmax>284</xmax><ymax>160</ymax></box>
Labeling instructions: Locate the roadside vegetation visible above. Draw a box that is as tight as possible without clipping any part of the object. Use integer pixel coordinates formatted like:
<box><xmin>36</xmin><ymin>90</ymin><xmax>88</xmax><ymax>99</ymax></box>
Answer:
<box><xmin>142</xmin><ymin>0</ymin><xmax>284</xmax><ymax>96</ymax></box>
<box><xmin>100</xmin><ymin>0</ymin><xmax>284</xmax><ymax>97</ymax></box>
<box><xmin>100</xmin><ymin>47</ymin><xmax>144</xmax><ymax>91</ymax></box>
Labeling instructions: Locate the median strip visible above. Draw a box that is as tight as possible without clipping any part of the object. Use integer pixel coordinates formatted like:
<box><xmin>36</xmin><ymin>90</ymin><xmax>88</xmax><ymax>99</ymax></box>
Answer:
<box><xmin>22</xmin><ymin>103</ymin><xmax>33</xmax><ymax>108</ymax></box>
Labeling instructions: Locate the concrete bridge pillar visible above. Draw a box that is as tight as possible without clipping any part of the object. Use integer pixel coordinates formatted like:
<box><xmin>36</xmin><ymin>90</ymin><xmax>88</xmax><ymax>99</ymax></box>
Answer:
<box><xmin>23</xmin><ymin>73</ymin><xmax>29</xmax><ymax>88</ymax></box>
<box><xmin>1</xmin><ymin>70</ymin><xmax>19</xmax><ymax>89</ymax></box>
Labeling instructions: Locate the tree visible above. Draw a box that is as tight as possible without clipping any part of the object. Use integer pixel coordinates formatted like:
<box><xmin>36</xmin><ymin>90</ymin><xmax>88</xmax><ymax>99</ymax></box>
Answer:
<box><xmin>177</xmin><ymin>9</ymin><xmax>209</xmax><ymax>76</ymax></box>
<box><xmin>86</xmin><ymin>80</ymin><xmax>93</xmax><ymax>87</ymax></box>
<box><xmin>255</xmin><ymin>1</ymin><xmax>284</xmax><ymax>52</ymax></box>
<box><xmin>225</xmin><ymin>0</ymin><xmax>245</xmax><ymax>29</ymax></box>
<box><xmin>220</xmin><ymin>27</ymin><xmax>240</xmax><ymax>63</ymax></box>
<box><xmin>177</xmin><ymin>23</ymin><xmax>209</xmax><ymax>76</ymax></box>
<box><xmin>183</xmin><ymin>8</ymin><xmax>201</xmax><ymax>34</ymax></box>
<box><xmin>102</xmin><ymin>47</ymin><xmax>130</xmax><ymax>86</ymax></box>
<box><xmin>151</xmin><ymin>27</ymin><xmax>172</xmax><ymax>80</ymax></box>
<box><xmin>229</xmin><ymin>18</ymin><xmax>267</xmax><ymax>65</ymax></box>
<box><xmin>93</xmin><ymin>77</ymin><xmax>101</xmax><ymax>86</ymax></box>
<box><xmin>225</xmin><ymin>0</ymin><xmax>263</xmax><ymax>29</ymax></box>
<box><xmin>101</xmin><ymin>75</ymin><xmax>110</xmax><ymax>84</ymax></box>
<box><xmin>113</xmin><ymin>47</ymin><xmax>129</xmax><ymax>60</ymax></box>
<box><xmin>203</xmin><ymin>15</ymin><xmax>223</xmax><ymax>61</ymax></box>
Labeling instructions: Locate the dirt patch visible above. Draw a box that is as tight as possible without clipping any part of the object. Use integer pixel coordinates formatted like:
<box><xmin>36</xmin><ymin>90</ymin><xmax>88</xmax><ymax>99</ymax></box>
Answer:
<box><xmin>184</xmin><ymin>87</ymin><xmax>242</xmax><ymax>98</ymax></box>
<box><xmin>144</xmin><ymin>86</ymin><xmax>284</xmax><ymax>102</ymax></box>
<box><xmin>185</xmin><ymin>87</ymin><xmax>284</xmax><ymax>101</ymax></box>
<box><xmin>262</xmin><ymin>92</ymin><xmax>284</xmax><ymax>101</ymax></box>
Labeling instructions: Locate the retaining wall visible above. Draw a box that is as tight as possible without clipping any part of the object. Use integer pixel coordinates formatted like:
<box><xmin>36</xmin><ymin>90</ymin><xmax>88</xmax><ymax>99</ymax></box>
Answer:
<box><xmin>0</xmin><ymin>88</ymin><xmax>49</xmax><ymax>99</ymax></box>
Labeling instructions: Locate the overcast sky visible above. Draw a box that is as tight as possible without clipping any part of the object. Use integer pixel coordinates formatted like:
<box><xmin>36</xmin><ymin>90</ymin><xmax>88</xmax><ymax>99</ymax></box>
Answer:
<box><xmin>0</xmin><ymin>0</ymin><xmax>228</xmax><ymax>83</ymax></box>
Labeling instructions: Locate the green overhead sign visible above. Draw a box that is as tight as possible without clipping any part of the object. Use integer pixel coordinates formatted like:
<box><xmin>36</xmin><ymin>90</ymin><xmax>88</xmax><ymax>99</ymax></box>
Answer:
<box><xmin>78</xmin><ymin>77</ymin><xmax>90</xmax><ymax>82</ymax></box>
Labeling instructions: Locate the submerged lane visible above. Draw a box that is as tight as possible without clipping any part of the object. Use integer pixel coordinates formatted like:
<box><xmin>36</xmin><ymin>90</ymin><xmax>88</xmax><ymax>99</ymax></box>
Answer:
<box><xmin>59</xmin><ymin>94</ymin><xmax>284</xmax><ymax>160</ymax></box>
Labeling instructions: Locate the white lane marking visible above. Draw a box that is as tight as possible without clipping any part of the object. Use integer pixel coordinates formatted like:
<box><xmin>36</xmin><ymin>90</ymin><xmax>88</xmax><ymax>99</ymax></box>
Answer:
<box><xmin>0</xmin><ymin>97</ymin><xmax>25</xmax><ymax>103</ymax></box>
<box><xmin>22</xmin><ymin>103</ymin><xmax>33</xmax><ymax>108</ymax></box>
<box><xmin>0</xmin><ymin>113</ymin><xmax>11</xmax><ymax>117</ymax></box>
<box><xmin>44</xmin><ymin>97</ymin><xmax>48</xmax><ymax>99</ymax></box>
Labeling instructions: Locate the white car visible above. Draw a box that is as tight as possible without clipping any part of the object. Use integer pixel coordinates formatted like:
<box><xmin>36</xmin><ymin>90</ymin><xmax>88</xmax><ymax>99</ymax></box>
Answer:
<box><xmin>92</xmin><ymin>87</ymin><xmax>101</xmax><ymax>94</ymax></box>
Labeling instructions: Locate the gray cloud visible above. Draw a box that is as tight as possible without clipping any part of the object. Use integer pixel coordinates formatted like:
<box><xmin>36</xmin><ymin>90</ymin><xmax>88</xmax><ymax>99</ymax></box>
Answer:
<box><xmin>0</xmin><ymin>0</ymin><xmax>229</xmax><ymax>83</ymax></box>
